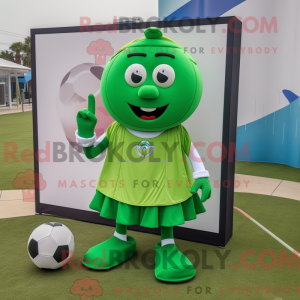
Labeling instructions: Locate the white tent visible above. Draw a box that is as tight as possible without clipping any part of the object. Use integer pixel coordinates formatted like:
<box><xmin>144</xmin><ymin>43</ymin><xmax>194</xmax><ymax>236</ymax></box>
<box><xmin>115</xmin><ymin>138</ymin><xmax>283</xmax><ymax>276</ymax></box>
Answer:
<box><xmin>0</xmin><ymin>58</ymin><xmax>31</xmax><ymax>109</ymax></box>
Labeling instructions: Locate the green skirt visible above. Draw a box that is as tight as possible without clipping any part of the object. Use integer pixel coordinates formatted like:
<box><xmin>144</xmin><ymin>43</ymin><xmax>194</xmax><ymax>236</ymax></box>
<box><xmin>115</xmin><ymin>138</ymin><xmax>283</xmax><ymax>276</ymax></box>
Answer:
<box><xmin>89</xmin><ymin>190</ymin><xmax>206</xmax><ymax>228</ymax></box>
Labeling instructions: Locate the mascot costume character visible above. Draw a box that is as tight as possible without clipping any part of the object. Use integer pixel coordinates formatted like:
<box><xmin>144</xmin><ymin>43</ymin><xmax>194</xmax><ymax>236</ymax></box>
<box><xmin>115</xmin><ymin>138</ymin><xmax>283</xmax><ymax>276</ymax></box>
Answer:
<box><xmin>75</xmin><ymin>27</ymin><xmax>211</xmax><ymax>282</ymax></box>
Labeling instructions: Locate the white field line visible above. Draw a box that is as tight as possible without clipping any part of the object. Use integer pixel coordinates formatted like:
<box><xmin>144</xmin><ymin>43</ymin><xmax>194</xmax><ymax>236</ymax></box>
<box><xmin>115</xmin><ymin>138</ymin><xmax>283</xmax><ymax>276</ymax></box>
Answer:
<box><xmin>234</xmin><ymin>206</ymin><xmax>300</xmax><ymax>258</ymax></box>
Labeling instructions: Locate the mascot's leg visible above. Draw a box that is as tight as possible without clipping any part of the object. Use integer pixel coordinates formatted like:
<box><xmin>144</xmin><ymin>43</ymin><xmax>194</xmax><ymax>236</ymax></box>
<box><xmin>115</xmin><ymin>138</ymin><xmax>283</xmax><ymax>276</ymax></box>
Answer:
<box><xmin>154</xmin><ymin>226</ymin><xmax>196</xmax><ymax>282</ymax></box>
<box><xmin>82</xmin><ymin>223</ymin><xmax>136</xmax><ymax>270</ymax></box>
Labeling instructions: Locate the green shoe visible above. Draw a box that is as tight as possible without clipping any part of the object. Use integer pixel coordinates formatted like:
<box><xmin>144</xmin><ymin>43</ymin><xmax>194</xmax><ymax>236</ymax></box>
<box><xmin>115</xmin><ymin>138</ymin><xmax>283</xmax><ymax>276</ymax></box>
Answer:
<box><xmin>154</xmin><ymin>242</ymin><xmax>196</xmax><ymax>282</ymax></box>
<box><xmin>82</xmin><ymin>235</ymin><xmax>136</xmax><ymax>270</ymax></box>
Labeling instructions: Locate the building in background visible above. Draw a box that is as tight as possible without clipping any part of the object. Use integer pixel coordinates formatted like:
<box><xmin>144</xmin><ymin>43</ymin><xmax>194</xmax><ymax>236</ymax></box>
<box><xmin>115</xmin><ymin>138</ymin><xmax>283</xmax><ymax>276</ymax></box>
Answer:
<box><xmin>0</xmin><ymin>58</ymin><xmax>31</xmax><ymax>108</ymax></box>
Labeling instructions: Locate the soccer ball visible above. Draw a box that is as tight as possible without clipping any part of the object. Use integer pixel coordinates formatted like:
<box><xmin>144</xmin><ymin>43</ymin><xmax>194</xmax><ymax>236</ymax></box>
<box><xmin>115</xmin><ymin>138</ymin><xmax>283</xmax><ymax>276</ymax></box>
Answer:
<box><xmin>27</xmin><ymin>222</ymin><xmax>75</xmax><ymax>269</ymax></box>
<box><xmin>57</xmin><ymin>63</ymin><xmax>114</xmax><ymax>152</ymax></box>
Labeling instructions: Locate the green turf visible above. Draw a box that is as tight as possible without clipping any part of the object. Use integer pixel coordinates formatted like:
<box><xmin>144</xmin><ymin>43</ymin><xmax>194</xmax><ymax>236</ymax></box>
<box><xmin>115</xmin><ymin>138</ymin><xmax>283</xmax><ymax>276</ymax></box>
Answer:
<box><xmin>234</xmin><ymin>193</ymin><xmax>300</xmax><ymax>260</ymax></box>
<box><xmin>0</xmin><ymin>111</ymin><xmax>34</xmax><ymax>190</ymax></box>
<box><xmin>1</xmin><ymin>193</ymin><xmax>299</xmax><ymax>300</ymax></box>
<box><xmin>235</xmin><ymin>161</ymin><xmax>300</xmax><ymax>182</ymax></box>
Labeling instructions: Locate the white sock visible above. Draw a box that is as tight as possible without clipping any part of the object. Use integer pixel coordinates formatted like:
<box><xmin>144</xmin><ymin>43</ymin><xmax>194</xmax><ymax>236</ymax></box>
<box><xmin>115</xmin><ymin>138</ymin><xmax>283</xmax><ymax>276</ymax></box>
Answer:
<box><xmin>161</xmin><ymin>238</ymin><xmax>175</xmax><ymax>247</ymax></box>
<box><xmin>114</xmin><ymin>231</ymin><xmax>127</xmax><ymax>241</ymax></box>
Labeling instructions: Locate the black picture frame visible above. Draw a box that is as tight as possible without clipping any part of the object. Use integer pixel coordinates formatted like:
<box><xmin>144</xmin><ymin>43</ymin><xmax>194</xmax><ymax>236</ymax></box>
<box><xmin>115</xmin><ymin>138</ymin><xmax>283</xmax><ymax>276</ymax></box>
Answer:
<box><xmin>31</xmin><ymin>17</ymin><xmax>242</xmax><ymax>247</ymax></box>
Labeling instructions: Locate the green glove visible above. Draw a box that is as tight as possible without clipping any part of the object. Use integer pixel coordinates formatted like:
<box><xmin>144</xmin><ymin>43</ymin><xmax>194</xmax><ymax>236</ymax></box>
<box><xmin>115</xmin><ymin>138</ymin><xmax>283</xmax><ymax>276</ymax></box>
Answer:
<box><xmin>77</xmin><ymin>94</ymin><xmax>97</xmax><ymax>138</ymax></box>
<box><xmin>190</xmin><ymin>177</ymin><xmax>211</xmax><ymax>203</ymax></box>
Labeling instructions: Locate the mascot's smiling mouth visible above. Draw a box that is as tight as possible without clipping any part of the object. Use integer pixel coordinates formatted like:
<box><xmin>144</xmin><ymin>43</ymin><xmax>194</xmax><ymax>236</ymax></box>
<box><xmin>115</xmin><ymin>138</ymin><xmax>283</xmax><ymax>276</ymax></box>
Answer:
<box><xmin>128</xmin><ymin>103</ymin><xmax>169</xmax><ymax>120</ymax></box>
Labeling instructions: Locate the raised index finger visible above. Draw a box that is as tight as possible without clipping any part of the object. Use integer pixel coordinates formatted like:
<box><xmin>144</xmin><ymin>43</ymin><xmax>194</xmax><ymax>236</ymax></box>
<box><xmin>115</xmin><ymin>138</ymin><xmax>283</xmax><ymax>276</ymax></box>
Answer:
<box><xmin>88</xmin><ymin>94</ymin><xmax>95</xmax><ymax>115</ymax></box>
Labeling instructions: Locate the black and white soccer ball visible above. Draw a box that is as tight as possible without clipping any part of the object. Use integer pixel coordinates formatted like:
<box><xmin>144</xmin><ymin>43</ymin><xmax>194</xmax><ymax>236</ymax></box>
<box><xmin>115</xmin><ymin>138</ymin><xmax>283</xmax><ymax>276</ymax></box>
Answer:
<box><xmin>27</xmin><ymin>222</ymin><xmax>75</xmax><ymax>269</ymax></box>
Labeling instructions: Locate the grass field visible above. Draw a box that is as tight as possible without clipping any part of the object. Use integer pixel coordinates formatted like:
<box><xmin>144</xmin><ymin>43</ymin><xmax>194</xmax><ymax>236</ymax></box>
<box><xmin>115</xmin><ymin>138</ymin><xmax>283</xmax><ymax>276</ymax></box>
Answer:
<box><xmin>235</xmin><ymin>161</ymin><xmax>300</xmax><ymax>183</ymax></box>
<box><xmin>1</xmin><ymin>193</ymin><xmax>299</xmax><ymax>300</ymax></box>
<box><xmin>0</xmin><ymin>111</ymin><xmax>34</xmax><ymax>190</ymax></box>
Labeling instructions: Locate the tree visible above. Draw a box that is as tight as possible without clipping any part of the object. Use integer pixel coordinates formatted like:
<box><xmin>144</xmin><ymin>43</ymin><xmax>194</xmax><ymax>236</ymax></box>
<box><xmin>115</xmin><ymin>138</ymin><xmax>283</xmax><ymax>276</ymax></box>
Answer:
<box><xmin>22</xmin><ymin>36</ymin><xmax>31</xmax><ymax>67</ymax></box>
<box><xmin>0</xmin><ymin>50</ymin><xmax>14</xmax><ymax>62</ymax></box>
<box><xmin>4</xmin><ymin>36</ymin><xmax>31</xmax><ymax>66</ymax></box>
<box><xmin>9</xmin><ymin>42</ymin><xmax>23</xmax><ymax>64</ymax></box>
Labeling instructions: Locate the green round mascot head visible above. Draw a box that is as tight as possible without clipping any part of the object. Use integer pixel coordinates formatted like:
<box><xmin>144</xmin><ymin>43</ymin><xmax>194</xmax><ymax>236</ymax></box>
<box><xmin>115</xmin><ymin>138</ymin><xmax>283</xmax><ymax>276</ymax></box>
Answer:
<box><xmin>100</xmin><ymin>27</ymin><xmax>203</xmax><ymax>132</ymax></box>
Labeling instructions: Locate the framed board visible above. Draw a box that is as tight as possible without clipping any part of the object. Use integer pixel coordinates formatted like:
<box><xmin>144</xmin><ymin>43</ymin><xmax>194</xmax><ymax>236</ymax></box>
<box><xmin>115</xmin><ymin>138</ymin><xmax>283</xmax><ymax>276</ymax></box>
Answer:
<box><xmin>31</xmin><ymin>17</ymin><xmax>241</xmax><ymax>247</ymax></box>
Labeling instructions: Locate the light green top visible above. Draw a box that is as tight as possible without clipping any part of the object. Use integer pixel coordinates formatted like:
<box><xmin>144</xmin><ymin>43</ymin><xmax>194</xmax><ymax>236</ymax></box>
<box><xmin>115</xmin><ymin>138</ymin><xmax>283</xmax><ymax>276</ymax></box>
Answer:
<box><xmin>96</xmin><ymin>122</ymin><xmax>194</xmax><ymax>206</ymax></box>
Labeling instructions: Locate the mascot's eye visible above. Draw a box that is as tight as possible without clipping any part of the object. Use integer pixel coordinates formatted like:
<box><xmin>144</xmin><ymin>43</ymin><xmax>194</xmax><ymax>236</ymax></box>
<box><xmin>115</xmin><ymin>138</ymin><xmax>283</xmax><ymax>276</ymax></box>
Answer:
<box><xmin>152</xmin><ymin>64</ymin><xmax>175</xmax><ymax>88</ymax></box>
<box><xmin>157</xmin><ymin>69</ymin><xmax>169</xmax><ymax>83</ymax></box>
<box><xmin>125</xmin><ymin>64</ymin><xmax>147</xmax><ymax>87</ymax></box>
<box><xmin>131</xmin><ymin>70</ymin><xmax>143</xmax><ymax>83</ymax></box>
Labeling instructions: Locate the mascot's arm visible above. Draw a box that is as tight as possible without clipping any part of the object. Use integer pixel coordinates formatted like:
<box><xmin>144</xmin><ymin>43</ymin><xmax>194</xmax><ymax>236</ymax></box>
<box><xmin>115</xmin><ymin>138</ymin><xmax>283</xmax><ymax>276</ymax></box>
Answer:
<box><xmin>188</xmin><ymin>142</ymin><xmax>212</xmax><ymax>202</ymax></box>
<box><xmin>75</xmin><ymin>94</ymin><xmax>108</xmax><ymax>159</ymax></box>
<box><xmin>75</xmin><ymin>131</ymin><xmax>108</xmax><ymax>159</ymax></box>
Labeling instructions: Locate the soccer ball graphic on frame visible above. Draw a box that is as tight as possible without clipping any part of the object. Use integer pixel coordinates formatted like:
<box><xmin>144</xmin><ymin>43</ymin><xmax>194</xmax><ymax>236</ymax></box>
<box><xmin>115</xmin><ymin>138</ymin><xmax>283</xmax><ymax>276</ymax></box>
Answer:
<box><xmin>58</xmin><ymin>63</ymin><xmax>114</xmax><ymax>152</ymax></box>
<box><xmin>27</xmin><ymin>222</ymin><xmax>75</xmax><ymax>269</ymax></box>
